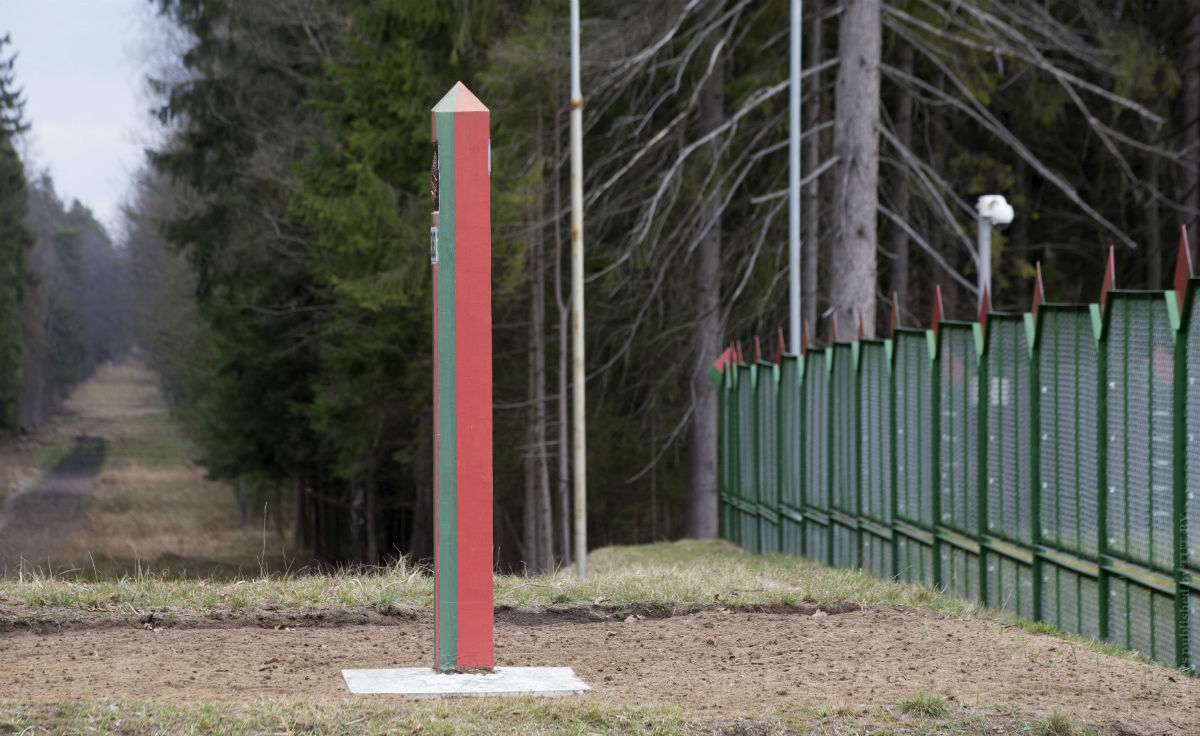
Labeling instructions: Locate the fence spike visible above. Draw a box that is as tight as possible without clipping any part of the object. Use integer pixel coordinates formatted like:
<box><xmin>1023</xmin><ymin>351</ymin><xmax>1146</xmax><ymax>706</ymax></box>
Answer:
<box><xmin>830</xmin><ymin>312</ymin><xmax>839</xmax><ymax>342</ymax></box>
<box><xmin>890</xmin><ymin>292</ymin><xmax>900</xmax><ymax>337</ymax></box>
<box><xmin>1099</xmin><ymin>245</ymin><xmax>1116</xmax><ymax>315</ymax></box>
<box><xmin>754</xmin><ymin>335</ymin><xmax>762</xmax><ymax>363</ymax></box>
<box><xmin>932</xmin><ymin>285</ymin><xmax>944</xmax><ymax>341</ymax></box>
<box><xmin>1032</xmin><ymin>261</ymin><xmax>1045</xmax><ymax>318</ymax></box>
<box><xmin>776</xmin><ymin>327</ymin><xmax>785</xmax><ymax>364</ymax></box>
<box><xmin>707</xmin><ymin>345</ymin><xmax>737</xmax><ymax>384</ymax></box>
<box><xmin>978</xmin><ymin>286</ymin><xmax>990</xmax><ymax>342</ymax></box>
<box><xmin>857</xmin><ymin>311</ymin><xmax>865</xmax><ymax>342</ymax></box>
<box><xmin>1175</xmin><ymin>226</ymin><xmax>1193</xmax><ymax>316</ymax></box>
<box><xmin>801</xmin><ymin>324</ymin><xmax>810</xmax><ymax>356</ymax></box>
<box><xmin>736</xmin><ymin>341</ymin><xmax>744</xmax><ymax>364</ymax></box>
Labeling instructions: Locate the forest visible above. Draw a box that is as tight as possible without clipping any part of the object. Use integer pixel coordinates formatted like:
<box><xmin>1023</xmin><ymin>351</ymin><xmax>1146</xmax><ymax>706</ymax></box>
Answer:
<box><xmin>0</xmin><ymin>36</ymin><xmax>129</xmax><ymax>436</ymax></box>
<box><xmin>2</xmin><ymin>1</ymin><xmax>1198</xmax><ymax>570</ymax></box>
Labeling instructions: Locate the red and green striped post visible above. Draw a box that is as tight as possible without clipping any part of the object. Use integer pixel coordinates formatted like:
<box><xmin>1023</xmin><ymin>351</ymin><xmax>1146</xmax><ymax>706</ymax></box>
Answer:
<box><xmin>431</xmin><ymin>82</ymin><xmax>493</xmax><ymax>672</ymax></box>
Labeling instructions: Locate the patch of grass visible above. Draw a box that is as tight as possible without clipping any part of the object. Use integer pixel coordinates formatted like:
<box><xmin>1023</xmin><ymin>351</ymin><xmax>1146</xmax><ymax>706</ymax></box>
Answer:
<box><xmin>0</xmin><ymin>699</ymin><xmax>1104</xmax><ymax>736</ymax></box>
<box><xmin>899</xmin><ymin>693</ymin><xmax>950</xmax><ymax>718</ymax></box>
<box><xmin>1038</xmin><ymin>709</ymin><xmax>1079</xmax><ymax>736</ymax></box>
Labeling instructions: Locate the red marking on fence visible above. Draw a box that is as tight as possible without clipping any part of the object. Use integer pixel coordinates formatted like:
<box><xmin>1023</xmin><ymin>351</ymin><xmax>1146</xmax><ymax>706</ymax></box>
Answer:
<box><xmin>1175</xmin><ymin>226</ymin><xmax>1193</xmax><ymax>316</ymax></box>
<box><xmin>890</xmin><ymin>293</ymin><xmax>899</xmax><ymax>337</ymax></box>
<box><xmin>1032</xmin><ymin>262</ymin><xmax>1045</xmax><ymax>318</ymax></box>
<box><xmin>801</xmin><ymin>325</ymin><xmax>810</xmax><ymax>356</ymax></box>
<box><xmin>1099</xmin><ymin>245</ymin><xmax>1115</xmax><ymax>315</ymax></box>
<box><xmin>830</xmin><ymin>313</ymin><xmax>839</xmax><ymax>342</ymax></box>
<box><xmin>753</xmin><ymin>336</ymin><xmax>762</xmax><ymax>363</ymax></box>
<box><xmin>776</xmin><ymin>327</ymin><xmax>785</xmax><ymax>364</ymax></box>
<box><xmin>857</xmin><ymin>311</ymin><xmax>864</xmax><ymax>342</ymax></box>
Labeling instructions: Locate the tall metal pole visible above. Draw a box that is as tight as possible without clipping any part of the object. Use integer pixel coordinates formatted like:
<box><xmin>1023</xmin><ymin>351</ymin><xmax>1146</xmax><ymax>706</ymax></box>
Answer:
<box><xmin>788</xmin><ymin>0</ymin><xmax>802</xmax><ymax>350</ymax></box>
<box><xmin>977</xmin><ymin>215</ymin><xmax>991</xmax><ymax>308</ymax></box>
<box><xmin>569</xmin><ymin>0</ymin><xmax>587</xmax><ymax>578</ymax></box>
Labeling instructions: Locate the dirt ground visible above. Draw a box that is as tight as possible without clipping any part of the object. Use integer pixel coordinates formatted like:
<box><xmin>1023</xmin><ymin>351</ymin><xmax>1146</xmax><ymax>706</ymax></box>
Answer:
<box><xmin>1</xmin><ymin>603</ymin><xmax>1196</xmax><ymax>734</ymax></box>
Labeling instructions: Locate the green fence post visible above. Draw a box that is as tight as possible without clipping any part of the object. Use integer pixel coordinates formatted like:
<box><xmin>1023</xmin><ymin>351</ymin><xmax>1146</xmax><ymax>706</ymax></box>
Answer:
<box><xmin>1173</xmin><ymin>230</ymin><xmax>1192</xmax><ymax>670</ymax></box>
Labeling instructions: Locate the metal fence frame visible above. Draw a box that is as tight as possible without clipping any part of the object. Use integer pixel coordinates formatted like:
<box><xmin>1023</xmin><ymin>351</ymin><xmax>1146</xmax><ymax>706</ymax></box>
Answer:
<box><xmin>718</xmin><ymin>251</ymin><xmax>1198</xmax><ymax>671</ymax></box>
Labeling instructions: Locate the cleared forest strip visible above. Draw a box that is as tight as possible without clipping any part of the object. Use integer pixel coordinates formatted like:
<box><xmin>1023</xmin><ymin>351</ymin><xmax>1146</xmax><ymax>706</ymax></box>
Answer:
<box><xmin>0</xmin><ymin>357</ymin><xmax>275</xmax><ymax>578</ymax></box>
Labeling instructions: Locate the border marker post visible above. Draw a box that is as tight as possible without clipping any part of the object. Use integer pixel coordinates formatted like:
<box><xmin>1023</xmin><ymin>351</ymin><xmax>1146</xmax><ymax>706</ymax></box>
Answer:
<box><xmin>431</xmin><ymin>81</ymin><xmax>493</xmax><ymax>672</ymax></box>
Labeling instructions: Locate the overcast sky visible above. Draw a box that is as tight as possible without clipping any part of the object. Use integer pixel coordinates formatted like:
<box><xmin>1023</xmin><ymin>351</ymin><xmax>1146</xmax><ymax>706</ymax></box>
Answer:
<box><xmin>5</xmin><ymin>0</ymin><xmax>159</xmax><ymax>238</ymax></box>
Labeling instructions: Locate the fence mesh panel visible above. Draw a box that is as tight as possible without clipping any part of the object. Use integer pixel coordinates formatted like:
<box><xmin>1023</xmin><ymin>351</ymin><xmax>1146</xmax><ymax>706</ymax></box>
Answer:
<box><xmin>895</xmin><ymin>331</ymin><xmax>933</xmax><ymax>527</ymax></box>
<box><xmin>985</xmin><ymin>317</ymin><xmax>1033</xmax><ymax>544</ymax></box>
<box><xmin>1106</xmin><ymin>296</ymin><xmax>1175</xmax><ymax>573</ymax></box>
<box><xmin>756</xmin><ymin>364</ymin><xmax>780</xmax><ymax>553</ymax></box>
<box><xmin>1189</xmin><ymin>289</ymin><xmax>1200</xmax><ymax>570</ymax></box>
<box><xmin>860</xmin><ymin>342</ymin><xmax>892</xmax><ymax>524</ymax></box>
<box><xmin>735</xmin><ymin>364</ymin><xmax>757</xmax><ymax>551</ymax></box>
<box><xmin>939</xmin><ymin>324</ymin><xmax>979</xmax><ymax>535</ymax></box>
<box><xmin>1038</xmin><ymin>309</ymin><xmax>1100</xmax><ymax>559</ymax></box>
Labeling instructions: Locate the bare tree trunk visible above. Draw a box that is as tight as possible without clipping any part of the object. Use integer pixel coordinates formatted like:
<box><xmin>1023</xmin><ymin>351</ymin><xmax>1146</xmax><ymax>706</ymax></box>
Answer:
<box><xmin>365</xmin><ymin>468</ymin><xmax>378</xmax><ymax>565</ymax></box>
<box><xmin>803</xmin><ymin>0</ymin><xmax>823</xmax><ymax>332</ymax></box>
<box><xmin>888</xmin><ymin>42</ymin><xmax>913</xmax><ymax>317</ymax></box>
<box><xmin>831</xmin><ymin>0</ymin><xmax>881</xmax><ymax>336</ymax></box>
<box><xmin>554</xmin><ymin>102</ymin><xmax>571</xmax><ymax>568</ymax></box>
<box><xmin>524</xmin><ymin>118</ymin><xmax>553</xmax><ymax>573</ymax></box>
<box><xmin>1184</xmin><ymin>1</ymin><xmax>1200</xmax><ymax>257</ymax></box>
<box><xmin>685</xmin><ymin>39</ymin><xmax>724</xmax><ymax>539</ymax></box>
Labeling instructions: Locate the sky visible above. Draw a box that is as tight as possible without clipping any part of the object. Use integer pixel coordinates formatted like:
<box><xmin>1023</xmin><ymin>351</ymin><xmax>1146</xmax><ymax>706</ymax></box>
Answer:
<box><xmin>5</xmin><ymin>0</ymin><xmax>160</xmax><ymax>238</ymax></box>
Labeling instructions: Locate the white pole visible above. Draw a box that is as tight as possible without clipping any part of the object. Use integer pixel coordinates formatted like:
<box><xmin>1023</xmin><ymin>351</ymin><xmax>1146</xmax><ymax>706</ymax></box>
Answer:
<box><xmin>569</xmin><ymin>0</ymin><xmax>587</xmax><ymax>578</ymax></box>
<box><xmin>977</xmin><ymin>215</ymin><xmax>991</xmax><ymax>308</ymax></box>
<box><xmin>789</xmin><ymin>0</ymin><xmax>802</xmax><ymax>350</ymax></box>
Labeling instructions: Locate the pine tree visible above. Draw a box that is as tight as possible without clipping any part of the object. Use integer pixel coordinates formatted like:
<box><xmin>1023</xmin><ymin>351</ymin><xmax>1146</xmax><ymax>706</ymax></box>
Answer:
<box><xmin>0</xmin><ymin>35</ymin><xmax>32</xmax><ymax>430</ymax></box>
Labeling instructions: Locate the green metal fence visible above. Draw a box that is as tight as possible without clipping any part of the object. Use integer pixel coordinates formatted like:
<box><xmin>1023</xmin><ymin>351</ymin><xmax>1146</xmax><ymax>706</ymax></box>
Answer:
<box><xmin>718</xmin><ymin>267</ymin><xmax>1199</xmax><ymax>671</ymax></box>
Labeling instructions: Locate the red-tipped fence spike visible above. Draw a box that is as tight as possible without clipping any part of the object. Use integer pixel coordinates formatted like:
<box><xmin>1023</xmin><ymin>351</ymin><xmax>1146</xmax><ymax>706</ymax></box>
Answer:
<box><xmin>890</xmin><ymin>293</ymin><xmax>900</xmax><ymax>337</ymax></box>
<box><xmin>736</xmin><ymin>341</ymin><xmax>744</xmax><ymax>364</ymax></box>
<box><xmin>932</xmin><ymin>285</ymin><xmax>944</xmax><ymax>341</ymax></box>
<box><xmin>754</xmin><ymin>336</ymin><xmax>762</xmax><ymax>363</ymax></box>
<box><xmin>830</xmin><ymin>313</ymin><xmax>839</xmax><ymax>342</ymax></box>
<box><xmin>1099</xmin><ymin>245</ymin><xmax>1116</xmax><ymax>314</ymax></box>
<box><xmin>1032</xmin><ymin>262</ymin><xmax>1045</xmax><ymax>318</ymax></box>
<box><xmin>978</xmin><ymin>286</ymin><xmax>990</xmax><ymax>342</ymax></box>
<box><xmin>1175</xmin><ymin>226</ymin><xmax>1193</xmax><ymax>315</ymax></box>
<box><xmin>776</xmin><ymin>327</ymin><xmax>785</xmax><ymax>364</ymax></box>
<box><xmin>801</xmin><ymin>325</ymin><xmax>810</xmax><ymax>356</ymax></box>
<box><xmin>857</xmin><ymin>311</ymin><xmax>865</xmax><ymax>342</ymax></box>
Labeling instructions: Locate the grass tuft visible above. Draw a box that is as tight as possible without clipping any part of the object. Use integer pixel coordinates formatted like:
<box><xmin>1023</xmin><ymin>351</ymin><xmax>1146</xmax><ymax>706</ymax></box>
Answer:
<box><xmin>899</xmin><ymin>693</ymin><xmax>950</xmax><ymax>718</ymax></box>
<box><xmin>1038</xmin><ymin>710</ymin><xmax>1079</xmax><ymax>736</ymax></box>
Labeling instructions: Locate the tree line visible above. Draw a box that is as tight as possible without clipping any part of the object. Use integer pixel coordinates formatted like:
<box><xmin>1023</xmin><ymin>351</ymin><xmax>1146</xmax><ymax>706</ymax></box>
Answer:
<box><xmin>123</xmin><ymin>0</ymin><xmax>1200</xmax><ymax>569</ymax></box>
<box><xmin>0</xmin><ymin>36</ymin><xmax>128</xmax><ymax>434</ymax></box>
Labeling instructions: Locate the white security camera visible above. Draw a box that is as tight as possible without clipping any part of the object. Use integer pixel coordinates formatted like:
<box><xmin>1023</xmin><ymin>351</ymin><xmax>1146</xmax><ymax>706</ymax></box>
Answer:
<box><xmin>976</xmin><ymin>194</ymin><xmax>1014</xmax><ymax>227</ymax></box>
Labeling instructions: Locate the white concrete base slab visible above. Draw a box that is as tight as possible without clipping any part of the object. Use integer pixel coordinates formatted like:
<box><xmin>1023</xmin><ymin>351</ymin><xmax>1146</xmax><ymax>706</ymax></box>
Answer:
<box><xmin>342</xmin><ymin>666</ymin><xmax>590</xmax><ymax>698</ymax></box>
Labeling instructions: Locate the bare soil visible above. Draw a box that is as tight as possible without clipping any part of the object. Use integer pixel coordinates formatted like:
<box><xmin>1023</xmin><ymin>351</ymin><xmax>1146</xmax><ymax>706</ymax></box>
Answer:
<box><xmin>1</xmin><ymin>603</ymin><xmax>1196</xmax><ymax>734</ymax></box>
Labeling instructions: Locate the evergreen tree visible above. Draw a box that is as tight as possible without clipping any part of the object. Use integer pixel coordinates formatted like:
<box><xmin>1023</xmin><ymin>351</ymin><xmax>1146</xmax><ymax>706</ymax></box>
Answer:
<box><xmin>0</xmin><ymin>35</ymin><xmax>32</xmax><ymax>430</ymax></box>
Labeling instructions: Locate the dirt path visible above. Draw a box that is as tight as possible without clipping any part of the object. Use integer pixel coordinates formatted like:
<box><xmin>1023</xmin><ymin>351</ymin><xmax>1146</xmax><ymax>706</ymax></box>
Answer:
<box><xmin>0</xmin><ymin>436</ymin><xmax>106</xmax><ymax>573</ymax></box>
<box><xmin>0</xmin><ymin>604</ymin><xmax>1195</xmax><ymax>734</ymax></box>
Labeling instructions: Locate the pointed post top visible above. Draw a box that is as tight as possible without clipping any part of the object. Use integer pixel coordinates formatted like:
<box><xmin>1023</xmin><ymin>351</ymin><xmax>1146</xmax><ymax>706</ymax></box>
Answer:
<box><xmin>978</xmin><ymin>286</ymin><xmax>990</xmax><ymax>342</ymax></box>
<box><xmin>433</xmin><ymin>82</ymin><xmax>489</xmax><ymax>114</ymax></box>
<box><xmin>830</xmin><ymin>313</ymin><xmax>839</xmax><ymax>342</ymax></box>
<box><xmin>776</xmin><ymin>327</ymin><xmax>785</xmax><ymax>364</ymax></box>
<box><xmin>890</xmin><ymin>293</ymin><xmax>900</xmax><ymax>337</ymax></box>
<box><xmin>857</xmin><ymin>311</ymin><xmax>865</xmax><ymax>342</ymax></box>
<box><xmin>1175</xmin><ymin>226</ymin><xmax>1193</xmax><ymax>315</ymax></box>
<box><xmin>754</xmin><ymin>336</ymin><xmax>762</xmax><ymax>363</ymax></box>
<box><xmin>1032</xmin><ymin>262</ymin><xmax>1046</xmax><ymax>318</ymax></box>
<box><xmin>801</xmin><ymin>324</ymin><xmax>810</xmax><ymax>356</ymax></box>
<box><xmin>736</xmin><ymin>341</ymin><xmax>744</xmax><ymax>364</ymax></box>
<box><xmin>932</xmin><ymin>285</ymin><xmax>944</xmax><ymax>341</ymax></box>
<box><xmin>1099</xmin><ymin>245</ymin><xmax>1116</xmax><ymax>314</ymax></box>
